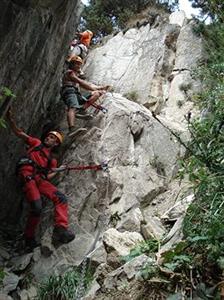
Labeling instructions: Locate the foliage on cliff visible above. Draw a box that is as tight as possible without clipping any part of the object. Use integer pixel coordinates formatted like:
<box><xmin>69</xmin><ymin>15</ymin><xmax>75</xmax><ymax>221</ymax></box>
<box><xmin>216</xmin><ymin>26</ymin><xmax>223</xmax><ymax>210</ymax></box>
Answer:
<box><xmin>178</xmin><ymin>19</ymin><xmax>224</xmax><ymax>296</ymax></box>
<box><xmin>189</xmin><ymin>0</ymin><xmax>224</xmax><ymax>22</ymax></box>
<box><xmin>147</xmin><ymin>19</ymin><xmax>224</xmax><ymax>299</ymax></box>
<box><xmin>121</xmin><ymin>12</ymin><xmax>224</xmax><ymax>300</ymax></box>
<box><xmin>81</xmin><ymin>0</ymin><xmax>178</xmax><ymax>37</ymax></box>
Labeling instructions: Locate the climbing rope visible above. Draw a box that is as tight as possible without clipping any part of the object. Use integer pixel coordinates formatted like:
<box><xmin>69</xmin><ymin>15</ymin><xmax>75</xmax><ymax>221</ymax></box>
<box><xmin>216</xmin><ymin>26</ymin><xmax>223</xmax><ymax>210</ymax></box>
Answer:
<box><xmin>74</xmin><ymin>108</ymin><xmax>111</xmax><ymax>300</ymax></box>
<box><xmin>75</xmin><ymin>171</ymin><xmax>110</xmax><ymax>300</ymax></box>
<box><xmin>83</xmin><ymin>92</ymin><xmax>108</xmax><ymax>114</ymax></box>
<box><xmin>52</xmin><ymin>161</ymin><xmax>108</xmax><ymax>173</ymax></box>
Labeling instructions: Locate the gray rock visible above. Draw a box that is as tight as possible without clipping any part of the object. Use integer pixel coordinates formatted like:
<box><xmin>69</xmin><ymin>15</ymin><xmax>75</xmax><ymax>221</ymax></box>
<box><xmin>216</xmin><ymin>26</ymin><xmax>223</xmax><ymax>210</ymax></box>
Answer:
<box><xmin>103</xmin><ymin>254</ymin><xmax>152</xmax><ymax>289</ymax></box>
<box><xmin>3</xmin><ymin>272</ymin><xmax>20</xmax><ymax>293</ymax></box>
<box><xmin>103</xmin><ymin>228</ymin><xmax>144</xmax><ymax>257</ymax></box>
<box><xmin>174</xmin><ymin>21</ymin><xmax>204</xmax><ymax>70</ymax></box>
<box><xmin>85</xmin><ymin>17</ymin><xmax>202</xmax><ymax>126</ymax></box>
<box><xmin>87</xmin><ymin>242</ymin><xmax>107</xmax><ymax>268</ymax></box>
<box><xmin>0</xmin><ymin>248</ymin><xmax>10</xmax><ymax>260</ymax></box>
<box><xmin>116</xmin><ymin>208</ymin><xmax>143</xmax><ymax>233</ymax></box>
<box><xmin>169</xmin><ymin>10</ymin><xmax>187</xmax><ymax>27</ymax></box>
<box><xmin>159</xmin><ymin>216</ymin><xmax>185</xmax><ymax>255</ymax></box>
<box><xmin>0</xmin><ymin>293</ymin><xmax>13</xmax><ymax>300</ymax></box>
<box><xmin>161</xmin><ymin>194</ymin><xmax>194</xmax><ymax>221</ymax></box>
<box><xmin>10</xmin><ymin>253</ymin><xmax>33</xmax><ymax>272</ymax></box>
<box><xmin>18</xmin><ymin>286</ymin><xmax>37</xmax><ymax>300</ymax></box>
<box><xmin>82</xmin><ymin>279</ymin><xmax>101</xmax><ymax>300</ymax></box>
<box><xmin>141</xmin><ymin>216</ymin><xmax>166</xmax><ymax>240</ymax></box>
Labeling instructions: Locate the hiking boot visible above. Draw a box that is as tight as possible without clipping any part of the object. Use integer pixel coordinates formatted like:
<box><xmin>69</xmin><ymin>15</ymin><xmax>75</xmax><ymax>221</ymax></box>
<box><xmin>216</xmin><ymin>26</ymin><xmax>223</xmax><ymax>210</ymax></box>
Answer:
<box><xmin>67</xmin><ymin>127</ymin><xmax>87</xmax><ymax>138</ymax></box>
<box><xmin>52</xmin><ymin>226</ymin><xmax>75</xmax><ymax>244</ymax></box>
<box><xmin>76</xmin><ymin>109</ymin><xmax>93</xmax><ymax>120</ymax></box>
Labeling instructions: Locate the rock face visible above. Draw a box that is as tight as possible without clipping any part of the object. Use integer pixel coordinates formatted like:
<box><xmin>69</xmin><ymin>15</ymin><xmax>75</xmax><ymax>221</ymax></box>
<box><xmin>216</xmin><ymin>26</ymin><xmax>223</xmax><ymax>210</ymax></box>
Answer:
<box><xmin>30</xmin><ymin>93</ymin><xmax>186</xmax><ymax>280</ymax></box>
<box><xmin>0</xmin><ymin>7</ymin><xmax>203</xmax><ymax>300</ymax></box>
<box><xmin>85</xmin><ymin>11</ymin><xmax>203</xmax><ymax>123</ymax></box>
<box><xmin>0</xmin><ymin>0</ymin><xmax>81</xmax><ymax>222</ymax></box>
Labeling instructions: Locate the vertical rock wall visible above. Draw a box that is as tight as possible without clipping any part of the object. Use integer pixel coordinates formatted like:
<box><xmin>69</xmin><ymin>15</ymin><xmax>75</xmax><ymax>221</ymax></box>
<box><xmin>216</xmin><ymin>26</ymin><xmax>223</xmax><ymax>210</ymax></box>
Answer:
<box><xmin>84</xmin><ymin>11</ymin><xmax>203</xmax><ymax>124</ymax></box>
<box><xmin>0</xmin><ymin>0</ymin><xmax>81</xmax><ymax>223</ymax></box>
<box><xmin>0</xmin><ymin>7</ymin><xmax>204</xmax><ymax>299</ymax></box>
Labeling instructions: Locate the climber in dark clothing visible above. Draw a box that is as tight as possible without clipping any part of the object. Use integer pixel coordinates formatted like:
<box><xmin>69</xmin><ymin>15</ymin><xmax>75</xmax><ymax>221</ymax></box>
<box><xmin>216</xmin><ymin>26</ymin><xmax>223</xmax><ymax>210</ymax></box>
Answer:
<box><xmin>6</xmin><ymin>109</ymin><xmax>75</xmax><ymax>251</ymax></box>
<box><xmin>61</xmin><ymin>55</ymin><xmax>110</xmax><ymax>136</ymax></box>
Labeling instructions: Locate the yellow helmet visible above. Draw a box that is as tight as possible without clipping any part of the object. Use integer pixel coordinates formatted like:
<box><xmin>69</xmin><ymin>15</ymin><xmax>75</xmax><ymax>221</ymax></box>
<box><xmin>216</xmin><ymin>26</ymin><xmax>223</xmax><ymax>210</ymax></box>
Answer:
<box><xmin>69</xmin><ymin>55</ymin><xmax>83</xmax><ymax>64</ymax></box>
<box><xmin>48</xmin><ymin>131</ymin><xmax>64</xmax><ymax>144</ymax></box>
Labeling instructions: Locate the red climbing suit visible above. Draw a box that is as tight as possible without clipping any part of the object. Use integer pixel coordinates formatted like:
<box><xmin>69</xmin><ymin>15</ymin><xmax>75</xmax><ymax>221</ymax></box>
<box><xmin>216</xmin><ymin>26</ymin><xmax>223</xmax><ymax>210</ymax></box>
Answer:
<box><xmin>18</xmin><ymin>136</ymin><xmax>68</xmax><ymax>239</ymax></box>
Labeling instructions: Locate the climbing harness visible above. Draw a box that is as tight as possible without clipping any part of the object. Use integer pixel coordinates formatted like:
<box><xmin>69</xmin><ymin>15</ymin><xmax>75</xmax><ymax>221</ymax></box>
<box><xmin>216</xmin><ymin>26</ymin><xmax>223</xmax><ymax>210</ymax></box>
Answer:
<box><xmin>61</xmin><ymin>84</ymin><xmax>108</xmax><ymax>114</ymax></box>
<box><xmin>16</xmin><ymin>144</ymin><xmax>53</xmax><ymax>177</ymax></box>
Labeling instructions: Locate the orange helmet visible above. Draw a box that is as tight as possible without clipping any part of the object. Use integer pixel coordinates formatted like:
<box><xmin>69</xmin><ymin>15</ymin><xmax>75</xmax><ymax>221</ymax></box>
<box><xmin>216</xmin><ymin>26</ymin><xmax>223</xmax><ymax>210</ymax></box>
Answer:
<box><xmin>86</xmin><ymin>30</ymin><xmax>93</xmax><ymax>37</ymax></box>
<box><xmin>68</xmin><ymin>55</ymin><xmax>83</xmax><ymax>64</ymax></box>
<box><xmin>80</xmin><ymin>30</ymin><xmax>93</xmax><ymax>47</ymax></box>
<box><xmin>48</xmin><ymin>131</ymin><xmax>64</xmax><ymax>144</ymax></box>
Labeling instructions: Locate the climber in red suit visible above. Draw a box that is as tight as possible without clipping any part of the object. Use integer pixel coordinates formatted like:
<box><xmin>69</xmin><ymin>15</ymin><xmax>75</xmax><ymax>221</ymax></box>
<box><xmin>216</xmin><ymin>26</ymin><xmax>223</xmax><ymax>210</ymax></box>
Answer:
<box><xmin>6</xmin><ymin>109</ymin><xmax>75</xmax><ymax>251</ymax></box>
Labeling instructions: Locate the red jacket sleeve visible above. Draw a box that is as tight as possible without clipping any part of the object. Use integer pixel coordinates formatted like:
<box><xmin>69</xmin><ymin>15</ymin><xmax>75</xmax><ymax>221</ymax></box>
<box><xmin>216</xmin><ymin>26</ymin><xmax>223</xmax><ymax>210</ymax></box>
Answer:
<box><xmin>50</xmin><ymin>158</ymin><xmax>57</xmax><ymax>169</ymax></box>
<box><xmin>26</xmin><ymin>136</ymin><xmax>41</xmax><ymax>147</ymax></box>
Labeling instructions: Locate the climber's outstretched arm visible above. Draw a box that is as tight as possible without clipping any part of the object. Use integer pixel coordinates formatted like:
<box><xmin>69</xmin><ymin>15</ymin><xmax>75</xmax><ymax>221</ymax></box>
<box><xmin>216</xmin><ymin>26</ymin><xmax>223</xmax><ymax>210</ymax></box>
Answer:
<box><xmin>69</xmin><ymin>72</ymin><xmax>110</xmax><ymax>92</ymax></box>
<box><xmin>6</xmin><ymin>109</ymin><xmax>29</xmax><ymax>141</ymax></box>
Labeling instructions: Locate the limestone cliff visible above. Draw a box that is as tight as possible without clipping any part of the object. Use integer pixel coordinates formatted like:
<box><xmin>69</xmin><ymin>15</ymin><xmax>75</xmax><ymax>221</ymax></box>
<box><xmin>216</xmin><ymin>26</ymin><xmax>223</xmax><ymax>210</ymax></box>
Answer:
<box><xmin>0</xmin><ymin>0</ymin><xmax>81</xmax><ymax>222</ymax></box>
<box><xmin>0</xmin><ymin>6</ymin><xmax>204</xmax><ymax>300</ymax></box>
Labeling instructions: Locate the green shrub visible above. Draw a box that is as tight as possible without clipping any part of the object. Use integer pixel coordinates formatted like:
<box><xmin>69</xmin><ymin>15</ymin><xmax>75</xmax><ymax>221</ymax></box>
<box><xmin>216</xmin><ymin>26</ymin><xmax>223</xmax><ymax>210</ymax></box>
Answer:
<box><xmin>171</xmin><ymin>22</ymin><xmax>224</xmax><ymax>294</ymax></box>
<box><xmin>37</xmin><ymin>267</ymin><xmax>93</xmax><ymax>300</ymax></box>
<box><xmin>0</xmin><ymin>268</ymin><xmax>5</xmax><ymax>286</ymax></box>
<box><xmin>0</xmin><ymin>86</ymin><xmax>16</xmax><ymax>100</ymax></box>
<box><xmin>135</xmin><ymin>22</ymin><xmax>224</xmax><ymax>298</ymax></box>
<box><xmin>82</xmin><ymin>0</ymin><xmax>178</xmax><ymax>37</ymax></box>
<box><xmin>0</xmin><ymin>86</ymin><xmax>16</xmax><ymax>128</ymax></box>
<box><xmin>123</xmin><ymin>90</ymin><xmax>139</xmax><ymax>102</ymax></box>
<box><xmin>121</xmin><ymin>239</ymin><xmax>159</xmax><ymax>263</ymax></box>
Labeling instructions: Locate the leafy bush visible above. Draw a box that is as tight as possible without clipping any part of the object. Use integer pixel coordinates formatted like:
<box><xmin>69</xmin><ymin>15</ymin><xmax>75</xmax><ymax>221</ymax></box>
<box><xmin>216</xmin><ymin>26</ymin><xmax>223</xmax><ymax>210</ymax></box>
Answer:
<box><xmin>189</xmin><ymin>0</ymin><xmax>224</xmax><ymax>22</ymax></box>
<box><xmin>82</xmin><ymin>0</ymin><xmax>178</xmax><ymax>37</ymax></box>
<box><xmin>134</xmin><ymin>21</ymin><xmax>224</xmax><ymax>298</ymax></box>
<box><xmin>37</xmin><ymin>267</ymin><xmax>93</xmax><ymax>300</ymax></box>
<box><xmin>172</xmin><ymin>21</ymin><xmax>224</xmax><ymax>294</ymax></box>
<box><xmin>123</xmin><ymin>90</ymin><xmax>139</xmax><ymax>102</ymax></box>
<box><xmin>121</xmin><ymin>239</ymin><xmax>159</xmax><ymax>263</ymax></box>
<box><xmin>0</xmin><ymin>86</ymin><xmax>16</xmax><ymax>128</ymax></box>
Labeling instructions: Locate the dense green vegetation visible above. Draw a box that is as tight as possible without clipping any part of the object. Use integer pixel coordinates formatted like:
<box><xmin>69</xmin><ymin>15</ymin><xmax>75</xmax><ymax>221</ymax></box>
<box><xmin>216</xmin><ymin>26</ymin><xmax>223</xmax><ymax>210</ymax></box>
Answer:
<box><xmin>189</xmin><ymin>0</ymin><xmax>224</xmax><ymax>22</ymax></box>
<box><xmin>178</xmin><ymin>20</ymin><xmax>224</xmax><ymax>297</ymax></box>
<box><xmin>81</xmin><ymin>0</ymin><xmax>178</xmax><ymax>37</ymax></box>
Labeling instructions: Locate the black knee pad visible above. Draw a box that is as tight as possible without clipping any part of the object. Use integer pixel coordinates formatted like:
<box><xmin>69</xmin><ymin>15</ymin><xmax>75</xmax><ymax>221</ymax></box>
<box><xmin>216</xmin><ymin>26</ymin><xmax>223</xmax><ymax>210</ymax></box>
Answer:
<box><xmin>55</xmin><ymin>191</ymin><xmax>68</xmax><ymax>204</ymax></box>
<box><xmin>30</xmin><ymin>199</ymin><xmax>42</xmax><ymax>216</ymax></box>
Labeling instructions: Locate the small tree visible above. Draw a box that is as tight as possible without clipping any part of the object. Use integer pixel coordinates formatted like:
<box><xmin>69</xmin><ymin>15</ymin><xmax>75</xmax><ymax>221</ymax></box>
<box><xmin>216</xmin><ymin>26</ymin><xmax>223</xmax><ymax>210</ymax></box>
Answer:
<box><xmin>189</xmin><ymin>0</ymin><xmax>224</xmax><ymax>22</ymax></box>
<box><xmin>82</xmin><ymin>0</ymin><xmax>179</xmax><ymax>37</ymax></box>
